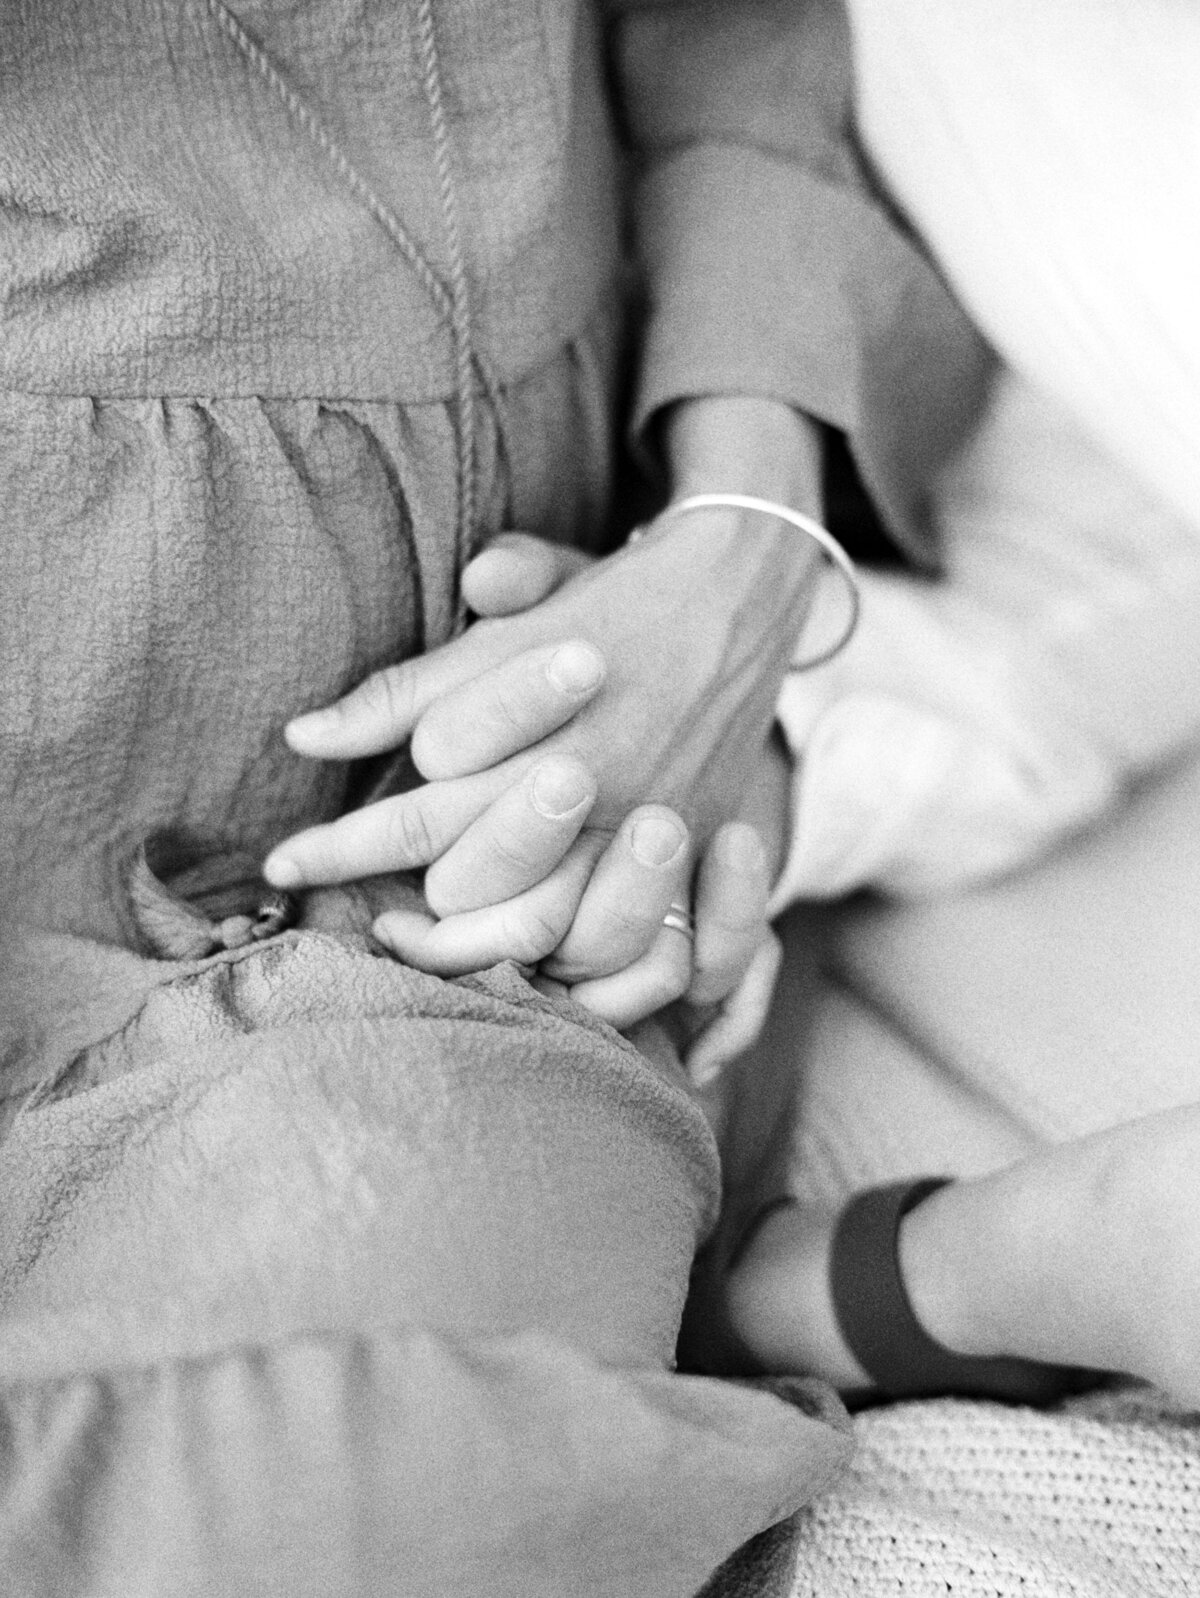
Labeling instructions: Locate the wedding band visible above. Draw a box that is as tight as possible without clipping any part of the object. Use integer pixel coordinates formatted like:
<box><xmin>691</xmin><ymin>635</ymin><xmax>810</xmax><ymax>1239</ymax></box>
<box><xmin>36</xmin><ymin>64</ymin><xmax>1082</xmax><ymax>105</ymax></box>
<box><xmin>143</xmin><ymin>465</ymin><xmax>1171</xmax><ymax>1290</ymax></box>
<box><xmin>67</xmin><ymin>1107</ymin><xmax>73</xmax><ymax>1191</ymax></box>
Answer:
<box><xmin>662</xmin><ymin>902</ymin><xmax>695</xmax><ymax>941</ymax></box>
<box><xmin>655</xmin><ymin>493</ymin><xmax>861</xmax><ymax>669</ymax></box>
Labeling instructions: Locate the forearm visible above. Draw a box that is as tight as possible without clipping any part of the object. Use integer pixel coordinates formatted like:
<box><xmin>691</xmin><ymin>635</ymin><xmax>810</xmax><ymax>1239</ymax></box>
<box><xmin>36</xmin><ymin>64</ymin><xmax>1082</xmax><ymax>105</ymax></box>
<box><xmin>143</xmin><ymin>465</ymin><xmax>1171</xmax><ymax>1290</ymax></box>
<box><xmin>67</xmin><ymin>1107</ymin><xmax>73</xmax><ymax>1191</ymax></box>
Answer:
<box><xmin>770</xmin><ymin>375</ymin><xmax>1200</xmax><ymax>903</ymax></box>
<box><xmin>626</xmin><ymin>396</ymin><xmax>825</xmax><ymax>847</ymax></box>
<box><xmin>608</xmin><ymin>0</ymin><xmax>875</xmax><ymax>442</ymax></box>
<box><xmin>609</xmin><ymin>0</ymin><xmax>989</xmax><ymax>559</ymax></box>
<box><xmin>662</xmin><ymin>395</ymin><xmax>824</xmax><ymax>517</ymax></box>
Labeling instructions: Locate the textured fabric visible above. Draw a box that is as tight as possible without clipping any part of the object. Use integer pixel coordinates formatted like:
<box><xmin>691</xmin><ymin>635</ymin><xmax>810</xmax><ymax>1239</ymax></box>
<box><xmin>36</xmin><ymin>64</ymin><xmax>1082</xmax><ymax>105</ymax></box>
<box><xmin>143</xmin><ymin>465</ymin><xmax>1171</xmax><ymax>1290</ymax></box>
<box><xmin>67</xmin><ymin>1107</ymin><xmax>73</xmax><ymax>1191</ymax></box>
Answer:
<box><xmin>768</xmin><ymin>13</ymin><xmax>1200</xmax><ymax>1593</ymax></box>
<box><xmin>767</xmin><ymin>720</ymin><xmax>1200</xmax><ymax>1598</ymax></box>
<box><xmin>0</xmin><ymin>365</ymin><xmax>616</xmax><ymax>952</ymax></box>
<box><xmin>0</xmin><ymin>918</ymin><xmax>720</xmax><ymax>1367</ymax></box>
<box><xmin>772</xmin><ymin>369</ymin><xmax>1200</xmax><ymax>901</ymax></box>
<box><xmin>0</xmin><ymin>0</ymin><xmax>989</xmax><ymax>577</ymax></box>
<box><xmin>0</xmin><ymin>871</ymin><xmax>854</xmax><ymax>1598</ymax></box>
<box><xmin>765</xmin><ymin>2</ymin><xmax>1200</xmax><ymax>898</ymax></box>
<box><xmin>790</xmin><ymin>1387</ymin><xmax>1200</xmax><ymax>1597</ymax></box>
<box><xmin>0</xmin><ymin>0</ymin><xmax>620</xmax><ymax>399</ymax></box>
<box><xmin>615</xmin><ymin>0</ymin><xmax>992</xmax><ymax>561</ymax></box>
<box><xmin>0</xmin><ymin>6</ymin><xmax>860</xmax><ymax>1592</ymax></box>
<box><xmin>0</xmin><ymin>1328</ymin><xmax>847</xmax><ymax>1598</ymax></box>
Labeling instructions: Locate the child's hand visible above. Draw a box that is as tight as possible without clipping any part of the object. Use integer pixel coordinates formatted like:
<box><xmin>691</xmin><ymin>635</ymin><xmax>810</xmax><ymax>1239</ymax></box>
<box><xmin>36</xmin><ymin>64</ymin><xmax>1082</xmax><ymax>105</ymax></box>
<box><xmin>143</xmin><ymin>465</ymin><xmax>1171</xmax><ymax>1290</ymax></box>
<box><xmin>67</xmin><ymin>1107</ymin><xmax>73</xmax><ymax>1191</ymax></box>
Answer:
<box><xmin>371</xmin><ymin>800</ymin><xmax>780</xmax><ymax>1088</ymax></box>
<box><xmin>265</xmin><ymin>637</ymin><xmax>611</xmax><ymax>915</ymax></box>
<box><xmin>368</xmin><ymin>532</ymin><xmax>791</xmax><ymax>1083</ymax></box>
<box><xmin>267</xmin><ymin>501</ymin><xmax>815</xmax><ymax>912</ymax></box>
<box><xmin>265</xmin><ymin>531</ymin><xmax>792</xmax><ymax>1079</ymax></box>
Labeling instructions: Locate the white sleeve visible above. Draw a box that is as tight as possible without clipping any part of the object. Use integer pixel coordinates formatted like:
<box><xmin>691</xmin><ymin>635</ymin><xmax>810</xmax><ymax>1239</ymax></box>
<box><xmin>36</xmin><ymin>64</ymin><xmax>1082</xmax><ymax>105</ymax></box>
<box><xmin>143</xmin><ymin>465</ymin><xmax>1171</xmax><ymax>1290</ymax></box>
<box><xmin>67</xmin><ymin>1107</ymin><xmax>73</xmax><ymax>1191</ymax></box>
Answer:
<box><xmin>770</xmin><ymin>372</ymin><xmax>1200</xmax><ymax>905</ymax></box>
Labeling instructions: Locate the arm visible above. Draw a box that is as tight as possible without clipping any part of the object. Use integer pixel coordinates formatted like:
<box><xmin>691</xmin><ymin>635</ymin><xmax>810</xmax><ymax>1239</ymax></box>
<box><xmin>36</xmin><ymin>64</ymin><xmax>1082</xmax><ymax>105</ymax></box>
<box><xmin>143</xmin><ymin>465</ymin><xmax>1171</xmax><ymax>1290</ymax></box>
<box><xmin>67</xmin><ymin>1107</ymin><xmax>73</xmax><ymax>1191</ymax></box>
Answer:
<box><xmin>269</xmin><ymin>0</ymin><xmax>961</xmax><ymax>975</ymax></box>
<box><xmin>770</xmin><ymin>373</ymin><xmax>1200</xmax><ymax>901</ymax></box>
<box><xmin>268</xmin><ymin>401</ymin><xmax>823</xmax><ymax>899</ymax></box>
<box><xmin>608</xmin><ymin>0</ymin><xmax>992</xmax><ymax>557</ymax></box>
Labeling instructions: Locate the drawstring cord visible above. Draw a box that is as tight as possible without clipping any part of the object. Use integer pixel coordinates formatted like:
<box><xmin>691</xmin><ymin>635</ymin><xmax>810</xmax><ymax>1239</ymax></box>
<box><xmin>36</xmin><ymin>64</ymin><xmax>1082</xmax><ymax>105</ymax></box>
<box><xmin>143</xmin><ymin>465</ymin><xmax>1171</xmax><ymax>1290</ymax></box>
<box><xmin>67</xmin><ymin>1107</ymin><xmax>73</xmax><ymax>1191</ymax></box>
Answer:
<box><xmin>199</xmin><ymin>0</ymin><xmax>484</xmax><ymax>626</ymax></box>
<box><xmin>413</xmin><ymin>0</ymin><xmax>476</xmax><ymax>584</ymax></box>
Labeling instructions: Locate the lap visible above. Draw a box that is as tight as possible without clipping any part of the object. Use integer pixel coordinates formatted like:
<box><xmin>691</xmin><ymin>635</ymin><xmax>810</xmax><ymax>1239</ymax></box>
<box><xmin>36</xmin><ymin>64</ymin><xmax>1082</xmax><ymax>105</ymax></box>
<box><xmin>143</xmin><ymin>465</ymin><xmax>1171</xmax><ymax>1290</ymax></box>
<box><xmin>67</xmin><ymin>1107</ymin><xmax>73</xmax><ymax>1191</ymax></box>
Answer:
<box><xmin>0</xmin><ymin>891</ymin><xmax>852</xmax><ymax>1598</ymax></box>
<box><xmin>775</xmin><ymin>747</ymin><xmax>1200</xmax><ymax>1201</ymax></box>
<box><xmin>0</xmin><ymin>914</ymin><xmax>719</xmax><ymax>1374</ymax></box>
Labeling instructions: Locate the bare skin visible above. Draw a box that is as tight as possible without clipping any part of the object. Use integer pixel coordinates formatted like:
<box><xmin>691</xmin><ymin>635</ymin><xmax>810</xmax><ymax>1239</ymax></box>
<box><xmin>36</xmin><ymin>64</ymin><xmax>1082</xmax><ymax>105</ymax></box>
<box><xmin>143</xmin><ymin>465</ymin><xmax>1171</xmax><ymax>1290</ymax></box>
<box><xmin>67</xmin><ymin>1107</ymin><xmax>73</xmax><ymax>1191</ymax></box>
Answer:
<box><xmin>436</xmin><ymin>527</ymin><xmax>1200</xmax><ymax>1406</ymax></box>
<box><xmin>723</xmin><ymin>1103</ymin><xmax>1200</xmax><ymax>1407</ymax></box>
<box><xmin>261</xmin><ymin>394</ymin><xmax>823</xmax><ymax>1074</ymax></box>
<box><xmin>265</xmin><ymin>396</ymin><xmax>823</xmax><ymax>1016</ymax></box>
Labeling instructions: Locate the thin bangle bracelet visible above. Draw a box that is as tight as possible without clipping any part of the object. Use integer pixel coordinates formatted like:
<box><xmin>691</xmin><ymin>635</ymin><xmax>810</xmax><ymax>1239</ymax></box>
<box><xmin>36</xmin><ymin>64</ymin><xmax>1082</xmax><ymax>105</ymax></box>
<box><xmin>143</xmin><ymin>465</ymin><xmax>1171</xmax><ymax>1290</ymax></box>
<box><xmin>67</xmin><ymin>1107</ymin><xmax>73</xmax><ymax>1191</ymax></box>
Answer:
<box><xmin>654</xmin><ymin>493</ymin><xmax>861</xmax><ymax>670</ymax></box>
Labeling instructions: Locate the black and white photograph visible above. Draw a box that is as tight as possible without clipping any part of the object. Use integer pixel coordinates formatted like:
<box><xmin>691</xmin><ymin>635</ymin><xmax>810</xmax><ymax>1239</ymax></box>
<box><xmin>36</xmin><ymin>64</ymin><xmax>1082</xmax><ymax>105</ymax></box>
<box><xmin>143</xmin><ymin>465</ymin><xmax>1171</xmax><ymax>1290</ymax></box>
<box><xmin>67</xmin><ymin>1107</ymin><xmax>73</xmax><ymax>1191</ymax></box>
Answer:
<box><xmin>0</xmin><ymin>2</ymin><xmax>1197</xmax><ymax>1593</ymax></box>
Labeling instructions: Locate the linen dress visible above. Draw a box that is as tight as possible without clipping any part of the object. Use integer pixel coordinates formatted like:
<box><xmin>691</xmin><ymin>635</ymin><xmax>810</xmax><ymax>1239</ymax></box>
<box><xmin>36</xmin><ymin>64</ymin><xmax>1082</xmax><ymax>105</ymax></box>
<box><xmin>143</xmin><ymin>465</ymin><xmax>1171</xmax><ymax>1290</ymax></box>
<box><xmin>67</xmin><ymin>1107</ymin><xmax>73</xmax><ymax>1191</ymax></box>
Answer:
<box><xmin>0</xmin><ymin>3</ymin><xmax>982</xmax><ymax>1593</ymax></box>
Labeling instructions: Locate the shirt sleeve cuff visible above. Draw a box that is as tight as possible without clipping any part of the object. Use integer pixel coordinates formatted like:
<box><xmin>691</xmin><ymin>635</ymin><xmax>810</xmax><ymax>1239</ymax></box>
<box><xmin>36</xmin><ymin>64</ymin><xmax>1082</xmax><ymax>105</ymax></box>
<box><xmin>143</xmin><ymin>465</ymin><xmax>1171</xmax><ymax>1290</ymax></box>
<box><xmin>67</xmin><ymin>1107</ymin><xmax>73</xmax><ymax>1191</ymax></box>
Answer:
<box><xmin>629</xmin><ymin>143</ymin><xmax>943</xmax><ymax>449</ymax></box>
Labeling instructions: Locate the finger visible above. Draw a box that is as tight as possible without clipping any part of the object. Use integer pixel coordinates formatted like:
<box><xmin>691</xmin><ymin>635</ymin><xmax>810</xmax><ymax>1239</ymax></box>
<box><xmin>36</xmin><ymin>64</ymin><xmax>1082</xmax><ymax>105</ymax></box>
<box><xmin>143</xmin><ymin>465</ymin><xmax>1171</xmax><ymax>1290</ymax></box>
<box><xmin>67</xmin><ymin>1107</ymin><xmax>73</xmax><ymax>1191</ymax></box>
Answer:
<box><xmin>687</xmin><ymin>822</ymin><xmax>772</xmax><ymax>1008</ymax></box>
<box><xmin>423</xmin><ymin>756</ymin><xmax>597</xmax><ymax>916</ymax></box>
<box><xmin>685</xmin><ymin>931</ymin><xmax>783</xmax><ymax>1088</ymax></box>
<box><xmin>262</xmin><ymin>763</ymin><xmax>513</xmax><ymax>888</ymax></box>
<box><xmin>410</xmin><ymin>640</ymin><xmax>606</xmax><ymax>781</ymax></box>
<box><xmin>284</xmin><ymin>629</ymin><xmax>501</xmax><ymax>760</ymax></box>
<box><xmin>462</xmin><ymin>532</ymin><xmax>593</xmax><ymax>617</ymax></box>
<box><xmin>565</xmin><ymin>923</ymin><xmax>694</xmax><ymax>1032</ymax></box>
<box><xmin>541</xmin><ymin>806</ymin><xmax>691</xmax><ymax>983</ymax></box>
<box><xmin>529</xmin><ymin>972</ymin><xmax>571</xmax><ymax>1003</ymax></box>
<box><xmin>373</xmin><ymin>839</ymin><xmax>598</xmax><ymax>975</ymax></box>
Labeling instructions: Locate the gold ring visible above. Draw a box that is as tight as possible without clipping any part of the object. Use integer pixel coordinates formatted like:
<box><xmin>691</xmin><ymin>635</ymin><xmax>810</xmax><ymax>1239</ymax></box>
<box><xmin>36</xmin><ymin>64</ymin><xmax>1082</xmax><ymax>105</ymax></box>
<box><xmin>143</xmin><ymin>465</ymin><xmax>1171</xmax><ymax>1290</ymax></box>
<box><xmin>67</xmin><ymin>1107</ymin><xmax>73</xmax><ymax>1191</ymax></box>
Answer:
<box><xmin>662</xmin><ymin>903</ymin><xmax>695</xmax><ymax>941</ymax></box>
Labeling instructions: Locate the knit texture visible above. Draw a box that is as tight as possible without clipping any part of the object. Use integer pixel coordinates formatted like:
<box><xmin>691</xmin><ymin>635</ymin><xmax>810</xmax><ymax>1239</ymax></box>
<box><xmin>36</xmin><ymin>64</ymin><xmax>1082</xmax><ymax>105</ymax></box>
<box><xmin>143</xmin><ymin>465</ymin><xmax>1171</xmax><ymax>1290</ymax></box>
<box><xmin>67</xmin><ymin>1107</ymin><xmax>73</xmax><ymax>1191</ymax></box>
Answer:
<box><xmin>790</xmin><ymin>1387</ymin><xmax>1200</xmax><ymax>1596</ymax></box>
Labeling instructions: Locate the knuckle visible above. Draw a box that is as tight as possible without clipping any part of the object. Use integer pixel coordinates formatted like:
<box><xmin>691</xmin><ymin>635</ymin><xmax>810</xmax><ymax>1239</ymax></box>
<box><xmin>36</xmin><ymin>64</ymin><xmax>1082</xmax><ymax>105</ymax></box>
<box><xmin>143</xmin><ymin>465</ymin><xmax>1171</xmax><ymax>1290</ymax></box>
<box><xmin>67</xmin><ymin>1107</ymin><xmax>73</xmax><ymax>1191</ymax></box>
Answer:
<box><xmin>490</xmin><ymin>678</ymin><xmax>538</xmax><ymax>742</ymax></box>
<box><xmin>699</xmin><ymin>906</ymin><xmax>768</xmax><ymax>967</ymax></box>
<box><xmin>591</xmin><ymin>896</ymin><xmax>657</xmax><ymax>948</ymax></box>
<box><xmin>380</xmin><ymin>797</ymin><xmax>438</xmax><ymax>866</ymax></box>
<box><xmin>487</xmin><ymin>825</ymin><xmax>547</xmax><ymax>880</ymax></box>
<box><xmin>705</xmin><ymin>905</ymin><xmax>761</xmax><ymax>942</ymax></box>
<box><xmin>505</xmin><ymin>902</ymin><xmax>569</xmax><ymax>964</ymax></box>
<box><xmin>363</xmin><ymin>663</ymin><xmax>418</xmax><ymax>731</ymax></box>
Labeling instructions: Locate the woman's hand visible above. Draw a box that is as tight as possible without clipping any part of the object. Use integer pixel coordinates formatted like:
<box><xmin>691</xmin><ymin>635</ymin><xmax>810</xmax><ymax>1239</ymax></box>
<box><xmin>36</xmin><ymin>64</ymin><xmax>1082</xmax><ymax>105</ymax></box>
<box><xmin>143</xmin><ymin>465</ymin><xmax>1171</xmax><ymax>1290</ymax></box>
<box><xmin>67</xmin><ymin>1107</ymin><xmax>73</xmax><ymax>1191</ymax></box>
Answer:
<box><xmin>267</xmin><ymin>398</ymin><xmax>821</xmax><ymax>896</ymax></box>
<box><xmin>370</xmin><ymin>527</ymin><xmax>797</xmax><ymax>1083</ymax></box>
<box><xmin>369</xmin><ymin>785</ymin><xmax>783</xmax><ymax>1087</ymax></box>
<box><xmin>263</xmin><ymin>394</ymin><xmax>820</xmax><ymax>1062</ymax></box>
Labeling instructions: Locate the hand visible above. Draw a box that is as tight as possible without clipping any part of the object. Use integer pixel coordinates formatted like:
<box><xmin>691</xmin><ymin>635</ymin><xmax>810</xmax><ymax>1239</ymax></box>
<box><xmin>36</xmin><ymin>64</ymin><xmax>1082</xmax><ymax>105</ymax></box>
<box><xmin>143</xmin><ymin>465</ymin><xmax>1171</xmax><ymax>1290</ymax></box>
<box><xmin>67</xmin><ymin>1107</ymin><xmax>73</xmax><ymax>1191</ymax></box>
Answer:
<box><xmin>268</xmin><ymin>503</ymin><xmax>816</xmax><ymax>897</ymax></box>
<box><xmin>263</xmin><ymin>394</ymin><xmax>819</xmax><ymax>1024</ymax></box>
<box><xmin>371</xmin><ymin>793</ymin><xmax>781</xmax><ymax>1087</ymax></box>
<box><xmin>373</xmin><ymin>531</ymin><xmax>794</xmax><ymax>1082</ymax></box>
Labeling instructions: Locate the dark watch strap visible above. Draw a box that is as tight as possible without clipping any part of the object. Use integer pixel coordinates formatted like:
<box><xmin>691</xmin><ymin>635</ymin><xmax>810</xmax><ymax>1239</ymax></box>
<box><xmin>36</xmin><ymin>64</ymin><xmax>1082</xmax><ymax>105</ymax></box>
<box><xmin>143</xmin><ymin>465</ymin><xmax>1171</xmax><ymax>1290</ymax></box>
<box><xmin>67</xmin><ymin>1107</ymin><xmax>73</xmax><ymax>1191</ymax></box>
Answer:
<box><xmin>829</xmin><ymin>1178</ymin><xmax>1100</xmax><ymax>1405</ymax></box>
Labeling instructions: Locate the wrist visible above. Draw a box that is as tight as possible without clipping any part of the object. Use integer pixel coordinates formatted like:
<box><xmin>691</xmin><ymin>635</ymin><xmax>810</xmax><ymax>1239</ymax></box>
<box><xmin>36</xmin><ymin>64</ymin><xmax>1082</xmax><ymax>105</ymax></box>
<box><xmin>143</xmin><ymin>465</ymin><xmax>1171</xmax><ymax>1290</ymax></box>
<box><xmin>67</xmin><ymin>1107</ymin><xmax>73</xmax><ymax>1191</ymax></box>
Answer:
<box><xmin>663</xmin><ymin>394</ymin><xmax>823</xmax><ymax>518</ymax></box>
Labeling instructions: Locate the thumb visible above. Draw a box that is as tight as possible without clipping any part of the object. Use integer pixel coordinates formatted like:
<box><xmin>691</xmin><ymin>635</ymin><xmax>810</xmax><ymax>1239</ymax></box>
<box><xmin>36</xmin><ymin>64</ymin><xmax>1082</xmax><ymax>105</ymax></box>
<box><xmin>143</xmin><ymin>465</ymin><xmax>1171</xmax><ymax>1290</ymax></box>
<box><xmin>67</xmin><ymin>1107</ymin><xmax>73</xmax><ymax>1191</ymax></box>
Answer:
<box><xmin>462</xmin><ymin>532</ymin><xmax>593</xmax><ymax>617</ymax></box>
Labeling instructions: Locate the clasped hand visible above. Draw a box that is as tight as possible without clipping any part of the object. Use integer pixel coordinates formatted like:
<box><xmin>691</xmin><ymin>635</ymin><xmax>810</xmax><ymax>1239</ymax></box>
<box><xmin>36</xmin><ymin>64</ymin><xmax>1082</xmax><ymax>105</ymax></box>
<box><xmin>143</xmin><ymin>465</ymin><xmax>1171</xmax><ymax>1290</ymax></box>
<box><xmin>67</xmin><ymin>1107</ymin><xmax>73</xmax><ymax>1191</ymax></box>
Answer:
<box><xmin>265</xmin><ymin>506</ymin><xmax>807</xmax><ymax>1081</ymax></box>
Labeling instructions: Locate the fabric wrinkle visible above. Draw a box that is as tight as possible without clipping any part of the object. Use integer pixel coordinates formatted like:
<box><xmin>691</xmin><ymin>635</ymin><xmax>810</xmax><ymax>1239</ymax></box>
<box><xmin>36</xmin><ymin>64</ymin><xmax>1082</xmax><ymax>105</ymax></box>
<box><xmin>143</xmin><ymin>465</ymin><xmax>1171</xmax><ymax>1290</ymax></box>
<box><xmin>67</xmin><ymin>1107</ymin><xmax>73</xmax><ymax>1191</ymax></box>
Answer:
<box><xmin>198</xmin><ymin>0</ymin><xmax>484</xmax><ymax>617</ymax></box>
<box><xmin>0</xmin><ymin>8</ymin><xmax>859</xmax><ymax>1591</ymax></box>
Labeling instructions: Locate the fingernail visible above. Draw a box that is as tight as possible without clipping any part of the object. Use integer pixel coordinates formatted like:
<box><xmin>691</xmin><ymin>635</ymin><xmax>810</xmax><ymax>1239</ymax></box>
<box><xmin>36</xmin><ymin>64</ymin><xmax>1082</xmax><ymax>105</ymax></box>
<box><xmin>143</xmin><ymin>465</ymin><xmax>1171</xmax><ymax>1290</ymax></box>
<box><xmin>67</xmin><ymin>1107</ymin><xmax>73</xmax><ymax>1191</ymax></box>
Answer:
<box><xmin>717</xmin><ymin>823</ymin><xmax>766</xmax><ymax>874</ymax></box>
<box><xmin>631</xmin><ymin>814</ymin><xmax>686</xmax><ymax>867</ymax></box>
<box><xmin>546</xmin><ymin>641</ymin><xmax>605</xmax><ymax>697</ymax></box>
<box><xmin>262</xmin><ymin>852</ymin><xmax>302</xmax><ymax>889</ymax></box>
<box><xmin>531</xmin><ymin>761</ymin><xmax>594</xmax><ymax>819</ymax></box>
